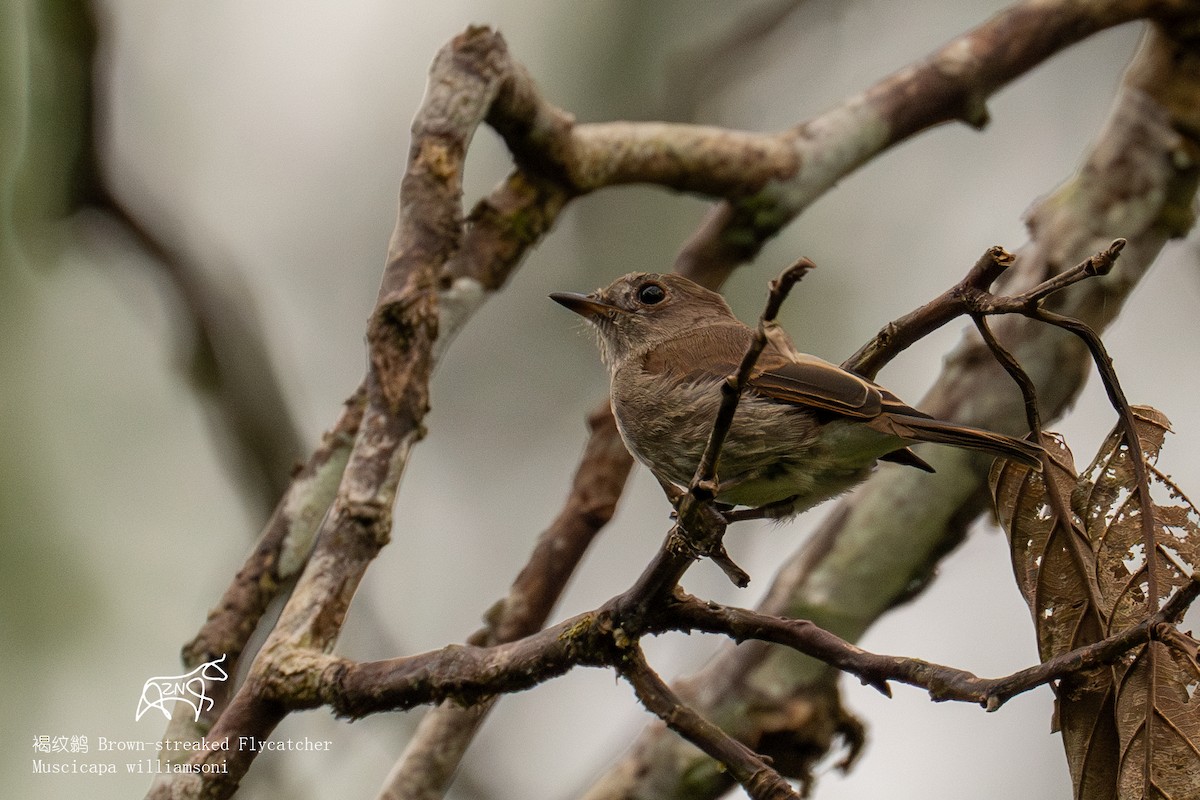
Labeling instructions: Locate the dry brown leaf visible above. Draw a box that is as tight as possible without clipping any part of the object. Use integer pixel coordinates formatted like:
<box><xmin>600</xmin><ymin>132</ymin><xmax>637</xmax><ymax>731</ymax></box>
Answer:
<box><xmin>991</xmin><ymin>407</ymin><xmax>1200</xmax><ymax>800</ymax></box>
<box><xmin>1078</xmin><ymin>407</ymin><xmax>1200</xmax><ymax>800</ymax></box>
<box><xmin>992</xmin><ymin>432</ymin><xmax>1106</xmax><ymax>662</ymax></box>
<box><xmin>992</xmin><ymin>432</ymin><xmax>1118</xmax><ymax>797</ymax></box>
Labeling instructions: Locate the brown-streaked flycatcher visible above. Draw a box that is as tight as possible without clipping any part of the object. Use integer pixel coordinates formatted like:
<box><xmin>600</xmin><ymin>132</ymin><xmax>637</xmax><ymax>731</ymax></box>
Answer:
<box><xmin>551</xmin><ymin>272</ymin><xmax>1041</xmax><ymax>520</ymax></box>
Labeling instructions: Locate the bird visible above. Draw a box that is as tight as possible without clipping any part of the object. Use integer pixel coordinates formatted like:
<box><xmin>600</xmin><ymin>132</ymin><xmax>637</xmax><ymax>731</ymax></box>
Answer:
<box><xmin>550</xmin><ymin>271</ymin><xmax>1042</xmax><ymax>520</ymax></box>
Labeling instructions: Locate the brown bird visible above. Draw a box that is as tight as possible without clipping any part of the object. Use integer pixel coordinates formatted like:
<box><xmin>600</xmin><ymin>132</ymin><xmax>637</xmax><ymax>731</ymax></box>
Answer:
<box><xmin>551</xmin><ymin>272</ymin><xmax>1041</xmax><ymax>519</ymax></box>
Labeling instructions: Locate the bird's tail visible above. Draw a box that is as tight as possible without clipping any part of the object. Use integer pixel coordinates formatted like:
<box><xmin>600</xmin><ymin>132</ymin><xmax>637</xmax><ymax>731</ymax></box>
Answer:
<box><xmin>873</xmin><ymin>414</ymin><xmax>1043</xmax><ymax>470</ymax></box>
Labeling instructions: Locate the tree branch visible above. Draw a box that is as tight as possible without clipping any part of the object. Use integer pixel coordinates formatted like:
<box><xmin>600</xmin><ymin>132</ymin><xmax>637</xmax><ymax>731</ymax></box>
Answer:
<box><xmin>194</xmin><ymin>571</ymin><xmax>1200</xmax><ymax>745</ymax></box>
<box><xmin>672</xmin><ymin>0</ymin><xmax>1197</xmax><ymax>288</ymax></box>
<box><xmin>154</xmin><ymin>385</ymin><xmax>366</xmax><ymax>755</ymax></box>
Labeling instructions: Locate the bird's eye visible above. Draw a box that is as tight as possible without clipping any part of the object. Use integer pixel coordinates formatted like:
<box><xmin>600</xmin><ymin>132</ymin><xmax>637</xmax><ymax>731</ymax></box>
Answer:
<box><xmin>637</xmin><ymin>283</ymin><xmax>666</xmax><ymax>305</ymax></box>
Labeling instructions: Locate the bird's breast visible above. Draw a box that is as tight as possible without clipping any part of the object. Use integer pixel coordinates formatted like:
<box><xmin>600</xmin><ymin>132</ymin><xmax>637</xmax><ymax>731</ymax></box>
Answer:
<box><xmin>611</xmin><ymin>367</ymin><xmax>818</xmax><ymax>489</ymax></box>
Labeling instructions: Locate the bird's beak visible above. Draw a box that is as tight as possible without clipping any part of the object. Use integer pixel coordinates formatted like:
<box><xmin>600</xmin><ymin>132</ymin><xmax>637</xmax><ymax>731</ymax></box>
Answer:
<box><xmin>549</xmin><ymin>292</ymin><xmax>624</xmax><ymax>320</ymax></box>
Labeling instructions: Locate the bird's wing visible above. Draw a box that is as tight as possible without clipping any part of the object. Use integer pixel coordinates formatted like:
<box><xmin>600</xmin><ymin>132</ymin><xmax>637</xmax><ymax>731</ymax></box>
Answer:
<box><xmin>750</xmin><ymin>350</ymin><xmax>884</xmax><ymax>418</ymax></box>
<box><xmin>644</xmin><ymin>322</ymin><xmax>920</xmax><ymax>421</ymax></box>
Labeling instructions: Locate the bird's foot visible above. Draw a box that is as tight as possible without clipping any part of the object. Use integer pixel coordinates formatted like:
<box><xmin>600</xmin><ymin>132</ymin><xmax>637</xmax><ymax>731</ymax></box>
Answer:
<box><xmin>722</xmin><ymin>496</ymin><xmax>800</xmax><ymax>523</ymax></box>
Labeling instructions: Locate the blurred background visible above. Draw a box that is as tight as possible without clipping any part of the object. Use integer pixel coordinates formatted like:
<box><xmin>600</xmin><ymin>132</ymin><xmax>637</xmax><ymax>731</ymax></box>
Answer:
<box><xmin>4</xmin><ymin>1</ymin><xmax>1199</xmax><ymax>798</ymax></box>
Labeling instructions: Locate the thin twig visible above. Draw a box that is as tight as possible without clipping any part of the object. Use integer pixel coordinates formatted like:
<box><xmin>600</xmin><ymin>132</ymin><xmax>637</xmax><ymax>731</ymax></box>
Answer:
<box><xmin>618</xmin><ymin>646</ymin><xmax>802</xmax><ymax>800</ymax></box>
<box><xmin>670</xmin><ymin>258</ymin><xmax>816</xmax><ymax>585</ymax></box>
<box><xmin>970</xmin><ymin>314</ymin><xmax>1043</xmax><ymax>433</ymax></box>
<box><xmin>845</xmin><ymin>240</ymin><xmax>1123</xmax><ymax>379</ymax></box>
<box><xmin>844</xmin><ymin>246</ymin><xmax>1015</xmax><ymax>378</ymax></box>
<box><xmin>691</xmin><ymin>258</ymin><xmax>816</xmax><ymax>492</ymax></box>
<box><xmin>972</xmin><ymin>312</ymin><xmax>1108</xmax><ymax>615</ymax></box>
<box><xmin>667</xmin><ymin>579</ymin><xmax>1200</xmax><ymax>711</ymax></box>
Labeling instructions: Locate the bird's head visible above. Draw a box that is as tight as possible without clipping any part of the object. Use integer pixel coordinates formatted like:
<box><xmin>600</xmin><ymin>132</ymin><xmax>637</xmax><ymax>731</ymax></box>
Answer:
<box><xmin>551</xmin><ymin>272</ymin><xmax>736</xmax><ymax>365</ymax></box>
